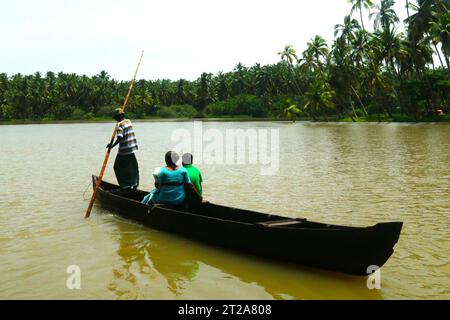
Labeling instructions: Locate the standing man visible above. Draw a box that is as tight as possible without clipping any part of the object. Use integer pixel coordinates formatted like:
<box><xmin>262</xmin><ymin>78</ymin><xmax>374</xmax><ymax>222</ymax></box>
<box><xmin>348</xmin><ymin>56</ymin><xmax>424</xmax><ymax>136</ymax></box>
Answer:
<box><xmin>107</xmin><ymin>108</ymin><xmax>139</xmax><ymax>190</ymax></box>
<box><xmin>182</xmin><ymin>153</ymin><xmax>203</xmax><ymax>204</ymax></box>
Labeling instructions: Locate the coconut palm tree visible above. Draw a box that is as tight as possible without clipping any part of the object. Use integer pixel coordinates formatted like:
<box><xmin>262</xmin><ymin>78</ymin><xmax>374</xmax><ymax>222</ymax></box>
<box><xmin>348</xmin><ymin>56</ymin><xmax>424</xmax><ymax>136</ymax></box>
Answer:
<box><xmin>255</xmin><ymin>66</ymin><xmax>275</xmax><ymax>98</ymax></box>
<box><xmin>406</xmin><ymin>0</ymin><xmax>449</xmax><ymax>71</ymax></box>
<box><xmin>0</xmin><ymin>73</ymin><xmax>9</xmax><ymax>105</ymax></box>
<box><xmin>302</xmin><ymin>36</ymin><xmax>330</xmax><ymax>71</ymax></box>
<box><xmin>196</xmin><ymin>73</ymin><xmax>215</xmax><ymax>110</ymax></box>
<box><xmin>335</xmin><ymin>15</ymin><xmax>361</xmax><ymax>45</ymax></box>
<box><xmin>215</xmin><ymin>72</ymin><xmax>230</xmax><ymax>101</ymax></box>
<box><xmin>374</xmin><ymin>26</ymin><xmax>404</xmax><ymax>78</ymax></box>
<box><xmin>404</xmin><ymin>35</ymin><xmax>435</xmax><ymax>73</ymax></box>
<box><xmin>351</xmin><ymin>28</ymin><xmax>371</xmax><ymax>67</ymax></box>
<box><xmin>283</xmin><ymin>105</ymin><xmax>302</xmax><ymax>122</ymax></box>
<box><xmin>429</xmin><ymin>10</ymin><xmax>450</xmax><ymax>70</ymax></box>
<box><xmin>348</xmin><ymin>0</ymin><xmax>374</xmax><ymax>32</ymax></box>
<box><xmin>370</xmin><ymin>0</ymin><xmax>400</xmax><ymax>31</ymax></box>
<box><xmin>278</xmin><ymin>45</ymin><xmax>304</xmax><ymax>95</ymax></box>
<box><xmin>304</xmin><ymin>79</ymin><xmax>336</xmax><ymax>121</ymax></box>
<box><xmin>406</xmin><ymin>0</ymin><xmax>434</xmax><ymax>39</ymax></box>
<box><xmin>278</xmin><ymin>45</ymin><xmax>299</xmax><ymax>67</ymax></box>
<box><xmin>231</xmin><ymin>63</ymin><xmax>248</xmax><ymax>96</ymax></box>
<box><xmin>329</xmin><ymin>39</ymin><xmax>368</xmax><ymax>119</ymax></box>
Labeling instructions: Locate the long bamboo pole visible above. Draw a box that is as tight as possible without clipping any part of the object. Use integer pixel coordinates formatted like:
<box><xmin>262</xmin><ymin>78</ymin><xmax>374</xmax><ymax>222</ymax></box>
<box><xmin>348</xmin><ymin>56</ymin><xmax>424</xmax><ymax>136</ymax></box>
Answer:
<box><xmin>85</xmin><ymin>51</ymin><xmax>144</xmax><ymax>219</ymax></box>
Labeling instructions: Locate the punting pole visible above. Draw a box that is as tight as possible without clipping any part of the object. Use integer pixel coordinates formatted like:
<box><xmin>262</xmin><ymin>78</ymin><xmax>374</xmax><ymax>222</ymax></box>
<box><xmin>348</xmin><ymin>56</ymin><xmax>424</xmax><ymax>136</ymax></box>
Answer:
<box><xmin>85</xmin><ymin>50</ymin><xmax>144</xmax><ymax>219</ymax></box>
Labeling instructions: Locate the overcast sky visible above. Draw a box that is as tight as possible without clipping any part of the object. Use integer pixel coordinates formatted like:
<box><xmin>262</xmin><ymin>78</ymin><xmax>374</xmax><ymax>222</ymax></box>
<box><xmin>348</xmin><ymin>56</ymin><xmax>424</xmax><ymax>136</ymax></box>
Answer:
<box><xmin>0</xmin><ymin>0</ymin><xmax>408</xmax><ymax>81</ymax></box>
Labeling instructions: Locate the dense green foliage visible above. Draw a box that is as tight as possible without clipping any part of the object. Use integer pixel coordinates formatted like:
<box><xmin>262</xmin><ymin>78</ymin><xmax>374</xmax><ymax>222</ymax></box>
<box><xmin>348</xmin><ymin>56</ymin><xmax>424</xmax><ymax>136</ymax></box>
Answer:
<box><xmin>0</xmin><ymin>0</ymin><xmax>448</xmax><ymax>122</ymax></box>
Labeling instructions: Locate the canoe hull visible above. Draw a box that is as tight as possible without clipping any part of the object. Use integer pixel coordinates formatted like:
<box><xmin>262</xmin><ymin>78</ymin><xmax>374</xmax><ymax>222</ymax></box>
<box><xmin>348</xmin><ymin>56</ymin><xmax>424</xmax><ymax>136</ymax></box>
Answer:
<box><xmin>93</xmin><ymin>175</ymin><xmax>402</xmax><ymax>276</ymax></box>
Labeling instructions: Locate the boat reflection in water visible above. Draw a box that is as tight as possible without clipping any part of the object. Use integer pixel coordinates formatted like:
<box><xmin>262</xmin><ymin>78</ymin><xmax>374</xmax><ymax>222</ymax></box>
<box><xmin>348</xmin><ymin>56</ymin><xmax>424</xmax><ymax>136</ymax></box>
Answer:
<box><xmin>105</xmin><ymin>213</ymin><xmax>383</xmax><ymax>300</ymax></box>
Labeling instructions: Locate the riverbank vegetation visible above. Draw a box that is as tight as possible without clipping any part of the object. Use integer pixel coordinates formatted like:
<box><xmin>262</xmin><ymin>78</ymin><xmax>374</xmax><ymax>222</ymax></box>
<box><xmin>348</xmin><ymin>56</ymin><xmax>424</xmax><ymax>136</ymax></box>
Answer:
<box><xmin>0</xmin><ymin>0</ymin><xmax>449</xmax><ymax>123</ymax></box>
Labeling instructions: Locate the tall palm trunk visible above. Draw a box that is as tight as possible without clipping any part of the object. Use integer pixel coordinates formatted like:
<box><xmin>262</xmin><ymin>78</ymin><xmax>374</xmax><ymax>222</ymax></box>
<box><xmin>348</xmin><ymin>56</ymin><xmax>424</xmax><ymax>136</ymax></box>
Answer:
<box><xmin>405</xmin><ymin>0</ymin><xmax>419</xmax><ymax>75</ymax></box>
<box><xmin>360</xmin><ymin>7</ymin><xmax>366</xmax><ymax>32</ymax></box>
<box><xmin>445</xmin><ymin>54</ymin><xmax>450</xmax><ymax>76</ymax></box>
<box><xmin>406</xmin><ymin>0</ymin><xmax>410</xmax><ymax>21</ymax></box>
<box><xmin>289</xmin><ymin>66</ymin><xmax>303</xmax><ymax>95</ymax></box>
<box><xmin>433</xmin><ymin>43</ymin><xmax>446</xmax><ymax>69</ymax></box>
<box><xmin>351</xmin><ymin>85</ymin><xmax>369</xmax><ymax>116</ymax></box>
<box><xmin>350</xmin><ymin>101</ymin><xmax>358</xmax><ymax>121</ymax></box>
<box><xmin>390</xmin><ymin>57</ymin><xmax>401</xmax><ymax>80</ymax></box>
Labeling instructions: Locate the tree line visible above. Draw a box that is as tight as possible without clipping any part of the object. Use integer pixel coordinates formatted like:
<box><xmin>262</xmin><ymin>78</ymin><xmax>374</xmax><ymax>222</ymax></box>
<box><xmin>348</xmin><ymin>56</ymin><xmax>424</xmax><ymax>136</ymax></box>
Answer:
<box><xmin>0</xmin><ymin>0</ymin><xmax>449</xmax><ymax>122</ymax></box>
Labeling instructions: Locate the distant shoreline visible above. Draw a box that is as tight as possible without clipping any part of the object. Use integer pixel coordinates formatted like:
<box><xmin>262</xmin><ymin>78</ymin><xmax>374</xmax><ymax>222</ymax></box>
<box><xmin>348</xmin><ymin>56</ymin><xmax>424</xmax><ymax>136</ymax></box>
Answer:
<box><xmin>1</xmin><ymin>115</ymin><xmax>450</xmax><ymax>125</ymax></box>
<box><xmin>0</xmin><ymin>117</ymin><xmax>450</xmax><ymax>126</ymax></box>
<box><xmin>0</xmin><ymin>118</ymin><xmax>450</xmax><ymax>126</ymax></box>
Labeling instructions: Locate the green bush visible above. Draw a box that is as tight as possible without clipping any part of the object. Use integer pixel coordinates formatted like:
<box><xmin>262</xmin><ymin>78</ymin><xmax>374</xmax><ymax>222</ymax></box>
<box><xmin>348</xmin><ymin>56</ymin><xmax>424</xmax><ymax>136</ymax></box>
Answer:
<box><xmin>71</xmin><ymin>108</ymin><xmax>86</xmax><ymax>120</ymax></box>
<box><xmin>96</xmin><ymin>105</ymin><xmax>115</xmax><ymax>118</ymax></box>
<box><xmin>51</xmin><ymin>105</ymin><xmax>74</xmax><ymax>120</ymax></box>
<box><xmin>205</xmin><ymin>94</ymin><xmax>267</xmax><ymax>117</ymax></box>
<box><xmin>172</xmin><ymin>105</ymin><xmax>198</xmax><ymax>117</ymax></box>
<box><xmin>0</xmin><ymin>104</ymin><xmax>14</xmax><ymax>120</ymax></box>
<box><xmin>145</xmin><ymin>104</ymin><xmax>159</xmax><ymax>116</ymax></box>
<box><xmin>127</xmin><ymin>105</ymin><xmax>146</xmax><ymax>119</ymax></box>
<box><xmin>158</xmin><ymin>106</ymin><xmax>177</xmax><ymax>118</ymax></box>
<box><xmin>158</xmin><ymin>105</ymin><xmax>198</xmax><ymax>118</ymax></box>
<box><xmin>195</xmin><ymin>111</ymin><xmax>206</xmax><ymax>118</ymax></box>
<box><xmin>267</xmin><ymin>95</ymin><xmax>303</xmax><ymax>118</ymax></box>
<box><xmin>83</xmin><ymin>112</ymin><xmax>95</xmax><ymax>120</ymax></box>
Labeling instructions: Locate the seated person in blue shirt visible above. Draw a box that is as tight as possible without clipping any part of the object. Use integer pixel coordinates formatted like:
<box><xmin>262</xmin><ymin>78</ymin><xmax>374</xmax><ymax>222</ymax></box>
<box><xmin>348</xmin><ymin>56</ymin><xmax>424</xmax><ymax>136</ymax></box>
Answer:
<box><xmin>142</xmin><ymin>151</ymin><xmax>200</xmax><ymax>206</ymax></box>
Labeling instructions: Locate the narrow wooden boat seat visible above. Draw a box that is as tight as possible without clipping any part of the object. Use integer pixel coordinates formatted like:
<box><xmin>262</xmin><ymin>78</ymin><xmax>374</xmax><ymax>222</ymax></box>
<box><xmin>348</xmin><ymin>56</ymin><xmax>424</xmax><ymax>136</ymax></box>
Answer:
<box><xmin>258</xmin><ymin>219</ymin><xmax>306</xmax><ymax>228</ymax></box>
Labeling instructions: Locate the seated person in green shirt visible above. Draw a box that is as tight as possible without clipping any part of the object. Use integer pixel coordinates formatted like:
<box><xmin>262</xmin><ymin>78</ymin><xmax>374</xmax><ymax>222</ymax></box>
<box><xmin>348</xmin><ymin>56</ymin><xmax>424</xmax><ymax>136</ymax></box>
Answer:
<box><xmin>182</xmin><ymin>153</ymin><xmax>203</xmax><ymax>205</ymax></box>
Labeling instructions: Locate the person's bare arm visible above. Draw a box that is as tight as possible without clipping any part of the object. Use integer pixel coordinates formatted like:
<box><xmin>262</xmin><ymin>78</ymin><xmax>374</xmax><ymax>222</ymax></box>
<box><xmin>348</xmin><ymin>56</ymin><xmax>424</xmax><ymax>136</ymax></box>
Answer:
<box><xmin>107</xmin><ymin>136</ymin><xmax>122</xmax><ymax>150</ymax></box>
<box><xmin>185</xmin><ymin>182</ymin><xmax>203</xmax><ymax>202</ymax></box>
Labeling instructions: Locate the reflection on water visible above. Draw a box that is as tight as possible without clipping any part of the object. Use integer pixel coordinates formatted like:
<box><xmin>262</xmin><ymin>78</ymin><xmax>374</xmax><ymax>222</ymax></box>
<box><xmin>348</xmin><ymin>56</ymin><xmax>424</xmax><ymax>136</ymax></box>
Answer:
<box><xmin>108</xmin><ymin>219</ymin><xmax>201</xmax><ymax>299</ymax></box>
<box><xmin>0</xmin><ymin>122</ymin><xmax>449</xmax><ymax>299</ymax></box>
<box><xmin>107</xmin><ymin>215</ymin><xmax>382</xmax><ymax>300</ymax></box>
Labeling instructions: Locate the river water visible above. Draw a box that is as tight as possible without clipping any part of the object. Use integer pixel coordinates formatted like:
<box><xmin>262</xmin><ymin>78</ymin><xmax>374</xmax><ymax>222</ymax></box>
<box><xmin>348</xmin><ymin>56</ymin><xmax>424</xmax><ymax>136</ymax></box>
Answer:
<box><xmin>0</xmin><ymin>121</ymin><xmax>449</xmax><ymax>299</ymax></box>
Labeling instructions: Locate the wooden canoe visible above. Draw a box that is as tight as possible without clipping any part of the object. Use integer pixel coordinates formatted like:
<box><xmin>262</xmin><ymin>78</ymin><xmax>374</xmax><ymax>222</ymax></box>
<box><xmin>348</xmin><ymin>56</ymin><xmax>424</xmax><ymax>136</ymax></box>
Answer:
<box><xmin>92</xmin><ymin>175</ymin><xmax>402</xmax><ymax>276</ymax></box>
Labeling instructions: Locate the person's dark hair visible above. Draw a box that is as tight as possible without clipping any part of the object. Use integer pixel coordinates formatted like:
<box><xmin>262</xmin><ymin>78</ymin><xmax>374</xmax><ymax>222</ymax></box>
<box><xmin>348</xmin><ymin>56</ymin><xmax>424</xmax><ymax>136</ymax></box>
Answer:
<box><xmin>182</xmin><ymin>153</ymin><xmax>193</xmax><ymax>166</ymax></box>
<box><xmin>165</xmin><ymin>151</ymin><xmax>180</xmax><ymax>168</ymax></box>
<box><xmin>113</xmin><ymin>108</ymin><xmax>125</xmax><ymax>122</ymax></box>
<box><xmin>113</xmin><ymin>114</ymin><xmax>125</xmax><ymax>122</ymax></box>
